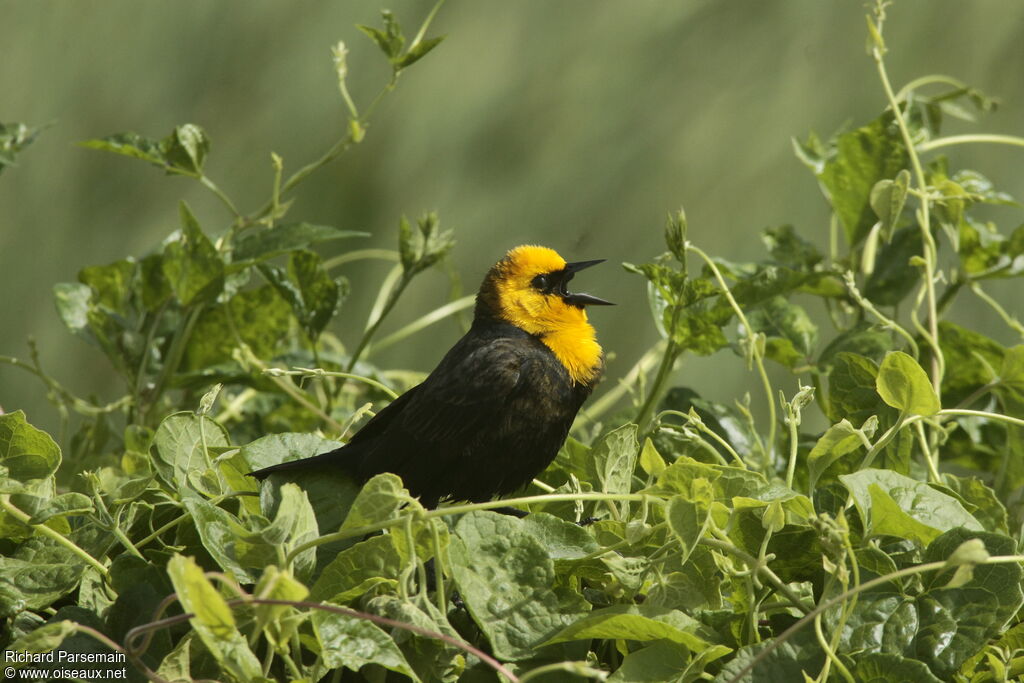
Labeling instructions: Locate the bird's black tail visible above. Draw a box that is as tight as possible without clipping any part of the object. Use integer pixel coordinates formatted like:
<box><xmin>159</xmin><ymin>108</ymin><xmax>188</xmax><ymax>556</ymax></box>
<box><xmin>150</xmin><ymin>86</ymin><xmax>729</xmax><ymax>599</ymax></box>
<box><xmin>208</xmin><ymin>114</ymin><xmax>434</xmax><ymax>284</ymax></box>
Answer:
<box><xmin>247</xmin><ymin>449</ymin><xmax>345</xmax><ymax>481</ymax></box>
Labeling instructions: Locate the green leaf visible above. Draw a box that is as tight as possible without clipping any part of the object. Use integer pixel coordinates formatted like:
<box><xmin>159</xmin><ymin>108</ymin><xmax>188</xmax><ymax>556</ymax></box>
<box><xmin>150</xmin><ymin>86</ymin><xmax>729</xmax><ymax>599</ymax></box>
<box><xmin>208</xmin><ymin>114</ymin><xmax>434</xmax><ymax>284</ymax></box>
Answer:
<box><xmin>252</xmin><ymin>565</ymin><xmax>308</xmax><ymax>649</ymax></box>
<box><xmin>163</xmin><ymin>123</ymin><xmax>209</xmax><ymax>174</ymax></box>
<box><xmin>869</xmin><ymin>169</ymin><xmax>911</xmax><ymax>239</ymax></box>
<box><xmin>817</xmin><ymin>113</ymin><xmax>910</xmax><ymax>245</ymax></box>
<box><xmin>340</xmin><ymin>473</ymin><xmax>410</xmax><ymax>533</ymax></box>
<box><xmin>184</xmin><ymin>285</ymin><xmax>291</xmax><ymax>370</ymax></box>
<box><xmin>876</xmin><ymin>351</ymin><xmax>941</xmax><ymax>416</ymax></box>
<box><xmin>246</xmin><ymin>433</ymin><xmax>358</xmax><ymax>537</ymax></box>
<box><xmin>152</xmin><ymin>412</ymin><xmax>230</xmax><ymax>494</ymax></box>
<box><xmin>638</xmin><ymin>438</ymin><xmax>667</xmax><ymax>477</ymax></box>
<box><xmin>361</xmin><ymin>595</ymin><xmax>464</xmax><ymax>681</ymax></box>
<box><xmin>358</xmin><ymin>9</ymin><xmax>405</xmax><ymax>60</ymax></box>
<box><xmin>79</xmin><ymin>131</ymin><xmax>167</xmax><ymax>167</ymax></box>
<box><xmin>0</xmin><ymin>410</ymin><xmax>62</xmax><ymax>482</ymax></box>
<box><xmin>259</xmin><ymin>483</ymin><xmax>319</xmax><ymax>580</ymax></box>
<box><xmin>139</xmin><ymin>252</ymin><xmax>171</xmax><ymax>311</ymax></box>
<box><xmin>397</xmin><ymin>36</ymin><xmax>445</xmax><ymax>68</ymax></box>
<box><xmin>587</xmin><ymin>423</ymin><xmax>639</xmax><ymax>499</ymax></box>
<box><xmin>448</xmin><ymin>511</ymin><xmax>589</xmax><ymax>660</ymax></box>
<box><xmin>745</xmin><ymin>296</ymin><xmax>817</xmax><ymax>368</ymax></box>
<box><xmin>939</xmin><ymin>474</ymin><xmax>1008</xmax><ymax>535</ymax></box>
<box><xmin>544</xmin><ymin>604</ymin><xmax>719</xmax><ymax>653</ymax></box>
<box><xmin>78</xmin><ymin>258</ymin><xmax>136</xmax><ymax>314</ymax></box>
<box><xmin>0</xmin><ymin>537</ymin><xmax>84</xmax><ymax>617</ymax></box>
<box><xmin>398</xmin><ymin>212</ymin><xmax>454</xmax><ymax>278</ymax></box>
<box><xmin>182</xmin><ymin>494</ymin><xmax>275</xmax><ymax>583</ymax></box>
<box><xmin>166</xmin><ymin>554</ymin><xmax>262</xmax><ymax>681</ymax></box>
<box><xmin>9</xmin><ymin>491</ymin><xmax>93</xmax><ymax>524</ymax></box>
<box><xmin>52</xmin><ymin>282</ymin><xmax>93</xmax><ymax>337</ymax></box>
<box><xmin>716</xmin><ymin>629</ymin><xmax>824</xmax><ymax>682</ymax></box>
<box><xmin>915</xmin><ymin>529</ymin><xmax>1024</xmax><ymax>679</ymax></box>
<box><xmin>311</xmin><ymin>608</ymin><xmax>420</xmax><ymax>681</ymax></box>
<box><xmin>863</xmin><ymin>225</ymin><xmax>924</xmax><ymax>306</ymax></box>
<box><xmin>929</xmin><ymin>321</ymin><xmax>1004</xmax><ymax>406</ymax></box>
<box><xmin>5</xmin><ymin>619</ymin><xmax>77</xmax><ymax>654</ymax></box>
<box><xmin>806</xmin><ymin>419</ymin><xmax>867</xmax><ymax>489</ymax></box>
<box><xmin>666</xmin><ymin>487</ymin><xmax>711</xmax><ymax>564</ymax></box>
<box><xmin>242</xmin><ymin>431</ymin><xmax>339</xmax><ymax>472</ymax></box>
<box><xmin>840</xmin><ymin>469</ymin><xmax>983</xmax><ymax>545</ymax></box>
<box><xmin>852</xmin><ymin>653</ymin><xmax>943</xmax><ymax>683</ymax></box>
<box><xmin>665</xmin><ymin>209</ymin><xmax>688</xmax><ymax>263</ymax></box>
<box><xmin>609</xmin><ymin>642</ymin><xmax>691</xmax><ymax>682</ymax></box>
<box><xmin>310</xmin><ymin>534</ymin><xmax>403</xmax><ymax>602</ymax></box>
<box><xmin>156</xmin><ymin>635</ymin><xmax>192</xmax><ymax>683</ymax></box>
<box><xmin>520</xmin><ymin>512</ymin><xmax>601</xmax><ymax>562</ymax></box>
<box><xmin>80</xmin><ymin>124</ymin><xmax>210</xmax><ymax>175</ymax></box>
<box><xmin>818</xmin><ymin>322</ymin><xmax>891</xmax><ymax>369</ymax></box>
<box><xmin>185</xmin><ymin>483</ymin><xmax>317</xmax><ymax>583</ymax></box>
<box><xmin>0</xmin><ymin>121</ymin><xmax>42</xmax><ymax>174</ymax></box>
<box><xmin>836</xmin><ymin>354</ymin><xmax>888</xmax><ymax>415</ymax></box>
<box><xmin>761</xmin><ymin>225</ymin><xmax>822</xmax><ymax>270</ymax></box>
<box><xmin>825</xmin><ymin>588</ymin><xmax>917</xmax><ymax>656</ymax></box>
<box><xmin>161</xmin><ymin>202</ymin><xmax>225</xmax><ymax>306</ymax></box>
<box><xmin>232</xmin><ymin>223</ymin><xmax>368</xmax><ymax>264</ymax></box>
<box><xmin>260</xmin><ymin>249</ymin><xmax>344</xmax><ymax>341</ymax></box>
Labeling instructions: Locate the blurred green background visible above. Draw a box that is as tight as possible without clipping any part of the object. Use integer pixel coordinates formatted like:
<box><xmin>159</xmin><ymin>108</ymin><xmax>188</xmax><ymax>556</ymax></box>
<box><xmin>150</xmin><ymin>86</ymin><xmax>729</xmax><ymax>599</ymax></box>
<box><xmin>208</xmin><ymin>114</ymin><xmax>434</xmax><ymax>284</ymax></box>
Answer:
<box><xmin>3</xmin><ymin>0</ymin><xmax>1023</xmax><ymax>435</ymax></box>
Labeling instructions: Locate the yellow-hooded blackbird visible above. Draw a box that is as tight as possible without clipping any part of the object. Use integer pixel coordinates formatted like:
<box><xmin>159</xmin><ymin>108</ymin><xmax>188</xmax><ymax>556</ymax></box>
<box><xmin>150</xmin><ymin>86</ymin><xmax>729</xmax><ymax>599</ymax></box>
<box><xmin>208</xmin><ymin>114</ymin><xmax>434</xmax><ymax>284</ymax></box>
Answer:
<box><xmin>249</xmin><ymin>245</ymin><xmax>612</xmax><ymax>508</ymax></box>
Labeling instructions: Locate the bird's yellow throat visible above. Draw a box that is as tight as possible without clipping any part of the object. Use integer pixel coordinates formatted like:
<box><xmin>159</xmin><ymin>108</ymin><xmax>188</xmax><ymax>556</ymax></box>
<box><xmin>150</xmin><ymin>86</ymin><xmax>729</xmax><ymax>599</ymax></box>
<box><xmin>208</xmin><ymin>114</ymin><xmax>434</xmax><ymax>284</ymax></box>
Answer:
<box><xmin>491</xmin><ymin>246</ymin><xmax>604</xmax><ymax>386</ymax></box>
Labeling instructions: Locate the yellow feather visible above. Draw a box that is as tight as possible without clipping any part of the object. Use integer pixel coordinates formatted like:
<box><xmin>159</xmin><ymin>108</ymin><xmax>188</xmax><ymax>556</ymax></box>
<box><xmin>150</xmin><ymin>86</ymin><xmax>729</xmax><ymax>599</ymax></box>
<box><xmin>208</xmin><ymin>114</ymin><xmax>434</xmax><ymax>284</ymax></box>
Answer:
<box><xmin>491</xmin><ymin>245</ymin><xmax>604</xmax><ymax>385</ymax></box>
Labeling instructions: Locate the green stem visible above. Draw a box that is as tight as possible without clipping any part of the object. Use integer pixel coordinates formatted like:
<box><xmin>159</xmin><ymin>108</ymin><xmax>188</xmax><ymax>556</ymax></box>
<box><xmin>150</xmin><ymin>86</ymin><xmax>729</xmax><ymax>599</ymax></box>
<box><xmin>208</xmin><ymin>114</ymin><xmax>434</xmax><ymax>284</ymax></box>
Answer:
<box><xmin>265</xmin><ymin>367</ymin><xmax>398</xmax><ymax>400</ymax></box>
<box><xmin>700</xmin><ymin>537</ymin><xmax>813</xmax><ymax>615</ymax></box>
<box><xmin>871</xmin><ymin>16</ymin><xmax>943</xmax><ymax>395</ymax></box>
<box><xmin>814</xmin><ymin>611</ymin><xmax>856</xmax><ymax>683</ymax></box>
<box><xmin>970</xmin><ymin>282</ymin><xmax>1024</xmax><ymax>338</ymax></box>
<box><xmin>409</xmin><ymin>0</ymin><xmax>448</xmax><ymax>49</ymax></box>
<box><xmin>785</xmin><ymin>405</ymin><xmax>800</xmax><ymax>489</ymax></box>
<box><xmin>0</xmin><ymin>495</ymin><xmax>109</xmax><ymax>578</ymax></box>
<box><xmin>285</xmin><ymin>492</ymin><xmax>650</xmax><ymax>564</ymax></box>
<box><xmin>346</xmin><ymin>269</ymin><xmax>409</xmax><ymax>372</ymax></box>
<box><xmin>150</xmin><ymin>305</ymin><xmax>204</xmax><ymax>415</ymax></box>
<box><xmin>199</xmin><ymin>174</ymin><xmax>241</xmax><ymax>219</ymax></box>
<box><xmin>366</xmin><ymin>294</ymin><xmax>475</xmax><ymax>355</ymax></box>
<box><xmin>723</xmin><ymin>554</ymin><xmax>1024</xmax><ymax>683</ymax></box>
<box><xmin>894</xmin><ymin>74</ymin><xmax>969</xmax><ymax>101</ymax></box>
<box><xmin>133</xmin><ymin>303</ymin><xmax>167</xmax><ymax>423</ymax></box>
<box><xmin>938</xmin><ymin>408</ymin><xmax>1024</xmax><ymax>429</ymax></box>
<box><xmin>914</xmin><ymin>420</ymin><xmax>942</xmax><ymax>484</ymax></box>
<box><xmin>859</xmin><ymin>412</ymin><xmax>906</xmax><ymax>470</ymax></box>
<box><xmin>917</xmin><ymin>133</ymin><xmax>1024</xmax><ymax>153</ymax></box>
<box><xmin>323</xmin><ymin>248</ymin><xmax>399</xmax><ymax>270</ymax></box>
<box><xmin>635</xmin><ymin>305</ymin><xmax>682</xmax><ymax>430</ymax></box>
<box><xmin>689</xmin><ymin>244</ymin><xmax>777</xmax><ymax>464</ymax></box>
<box><xmin>0</xmin><ymin>355</ymin><xmax>131</xmax><ymax>418</ymax></box>
<box><xmin>843</xmin><ymin>272</ymin><xmax>920</xmax><ymax>358</ymax></box>
<box><xmin>658</xmin><ymin>409</ymin><xmax>746</xmax><ymax>468</ymax></box>
<box><xmin>580</xmin><ymin>340</ymin><xmax>666</xmax><ymax>424</ymax></box>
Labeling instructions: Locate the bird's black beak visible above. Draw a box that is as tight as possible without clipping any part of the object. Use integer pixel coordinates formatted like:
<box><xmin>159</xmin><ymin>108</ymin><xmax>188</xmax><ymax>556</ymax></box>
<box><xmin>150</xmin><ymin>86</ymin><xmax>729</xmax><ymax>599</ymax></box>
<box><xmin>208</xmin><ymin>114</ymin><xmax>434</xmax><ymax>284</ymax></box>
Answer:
<box><xmin>560</xmin><ymin>259</ymin><xmax>615</xmax><ymax>307</ymax></box>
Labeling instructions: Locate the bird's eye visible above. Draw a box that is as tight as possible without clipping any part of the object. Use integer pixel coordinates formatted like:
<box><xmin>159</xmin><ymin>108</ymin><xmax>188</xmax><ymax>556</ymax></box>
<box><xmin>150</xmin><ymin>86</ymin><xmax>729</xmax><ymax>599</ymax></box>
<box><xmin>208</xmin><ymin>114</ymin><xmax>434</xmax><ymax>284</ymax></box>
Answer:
<box><xmin>532</xmin><ymin>274</ymin><xmax>551</xmax><ymax>291</ymax></box>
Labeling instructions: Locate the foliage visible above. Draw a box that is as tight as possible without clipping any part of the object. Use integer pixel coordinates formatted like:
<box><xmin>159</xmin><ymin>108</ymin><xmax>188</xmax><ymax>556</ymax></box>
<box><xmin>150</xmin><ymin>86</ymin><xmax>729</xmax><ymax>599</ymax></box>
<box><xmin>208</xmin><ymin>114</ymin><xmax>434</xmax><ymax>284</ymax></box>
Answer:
<box><xmin>3</xmin><ymin>3</ymin><xmax>1024</xmax><ymax>682</ymax></box>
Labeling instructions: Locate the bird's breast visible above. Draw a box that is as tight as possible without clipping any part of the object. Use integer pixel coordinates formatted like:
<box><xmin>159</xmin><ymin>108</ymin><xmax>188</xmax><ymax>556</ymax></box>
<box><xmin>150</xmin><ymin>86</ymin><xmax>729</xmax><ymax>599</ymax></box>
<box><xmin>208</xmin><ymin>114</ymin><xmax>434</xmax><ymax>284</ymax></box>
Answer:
<box><xmin>537</xmin><ymin>322</ymin><xmax>603</xmax><ymax>387</ymax></box>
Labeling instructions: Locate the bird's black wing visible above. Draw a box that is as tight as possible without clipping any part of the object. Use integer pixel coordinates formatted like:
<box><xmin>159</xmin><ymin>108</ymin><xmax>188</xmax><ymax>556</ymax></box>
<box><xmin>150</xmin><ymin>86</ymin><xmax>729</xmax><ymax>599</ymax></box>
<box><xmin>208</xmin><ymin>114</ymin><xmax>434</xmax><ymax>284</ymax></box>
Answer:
<box><xmin>392</xmin><ymin>336</ymin><xmax>530</xmax><ymax>443</ymax></box>
<box><xmin>251</xmin><ymin>334</ymin><xmax>546</xmax><ymax>507</ymax></box>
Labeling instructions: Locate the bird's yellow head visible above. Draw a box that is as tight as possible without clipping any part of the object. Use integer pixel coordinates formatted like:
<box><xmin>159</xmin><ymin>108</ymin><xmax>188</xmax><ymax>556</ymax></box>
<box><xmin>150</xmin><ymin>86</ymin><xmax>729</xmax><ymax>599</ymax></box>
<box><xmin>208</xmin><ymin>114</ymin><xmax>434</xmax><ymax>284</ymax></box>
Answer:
<box><xmin>476</xmin><ymin>245</ymin><xmax>613</xmax><ymax>386</ymax></box>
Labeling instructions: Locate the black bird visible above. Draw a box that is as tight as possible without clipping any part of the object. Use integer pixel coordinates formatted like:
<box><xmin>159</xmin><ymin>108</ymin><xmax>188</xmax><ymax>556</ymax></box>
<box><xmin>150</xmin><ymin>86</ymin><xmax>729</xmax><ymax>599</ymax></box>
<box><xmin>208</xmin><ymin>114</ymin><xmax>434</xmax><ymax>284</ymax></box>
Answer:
<box><xmin>249</xmin><ymin>245</ymin><xmax>612</xmax><ymax>508</ymax></box>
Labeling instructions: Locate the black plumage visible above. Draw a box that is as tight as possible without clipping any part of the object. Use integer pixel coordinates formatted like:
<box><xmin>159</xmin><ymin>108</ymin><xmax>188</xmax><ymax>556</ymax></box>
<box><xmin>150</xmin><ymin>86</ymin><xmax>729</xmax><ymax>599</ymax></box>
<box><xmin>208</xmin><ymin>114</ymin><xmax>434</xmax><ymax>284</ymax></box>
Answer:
<box><xmin>249</xmin><ymin>245</ymin><xmax>610</xmax><ymax>508</ymax></box>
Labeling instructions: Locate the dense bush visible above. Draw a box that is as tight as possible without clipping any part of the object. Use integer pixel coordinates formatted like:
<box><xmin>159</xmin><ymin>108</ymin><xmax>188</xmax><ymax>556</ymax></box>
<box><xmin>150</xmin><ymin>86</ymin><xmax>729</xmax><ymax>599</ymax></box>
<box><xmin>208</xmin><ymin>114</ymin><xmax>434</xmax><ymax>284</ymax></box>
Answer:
<box><xmin>3</xmin><ymin>3</ymin><xmax>1024</xmax><ymax>681</ymax></box>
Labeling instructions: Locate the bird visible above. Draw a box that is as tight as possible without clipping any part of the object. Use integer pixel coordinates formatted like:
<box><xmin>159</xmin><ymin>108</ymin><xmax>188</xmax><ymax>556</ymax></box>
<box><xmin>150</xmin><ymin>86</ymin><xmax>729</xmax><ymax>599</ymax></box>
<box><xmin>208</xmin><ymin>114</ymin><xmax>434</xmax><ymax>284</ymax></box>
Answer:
<box><xmin>249</xmin><ymin>245</ymin><xmax>613</xmax><ymax>508</ymax></box>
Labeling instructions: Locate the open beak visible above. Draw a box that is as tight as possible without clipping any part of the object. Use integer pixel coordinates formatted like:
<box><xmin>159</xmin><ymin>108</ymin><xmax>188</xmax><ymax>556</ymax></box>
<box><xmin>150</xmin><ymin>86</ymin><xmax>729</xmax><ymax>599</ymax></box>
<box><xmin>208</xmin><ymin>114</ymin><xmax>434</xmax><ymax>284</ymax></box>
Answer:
<box><xmin>560</xmin><ymin>259</ymin><xmax>615</xmax><ymax>307</ymax></box>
